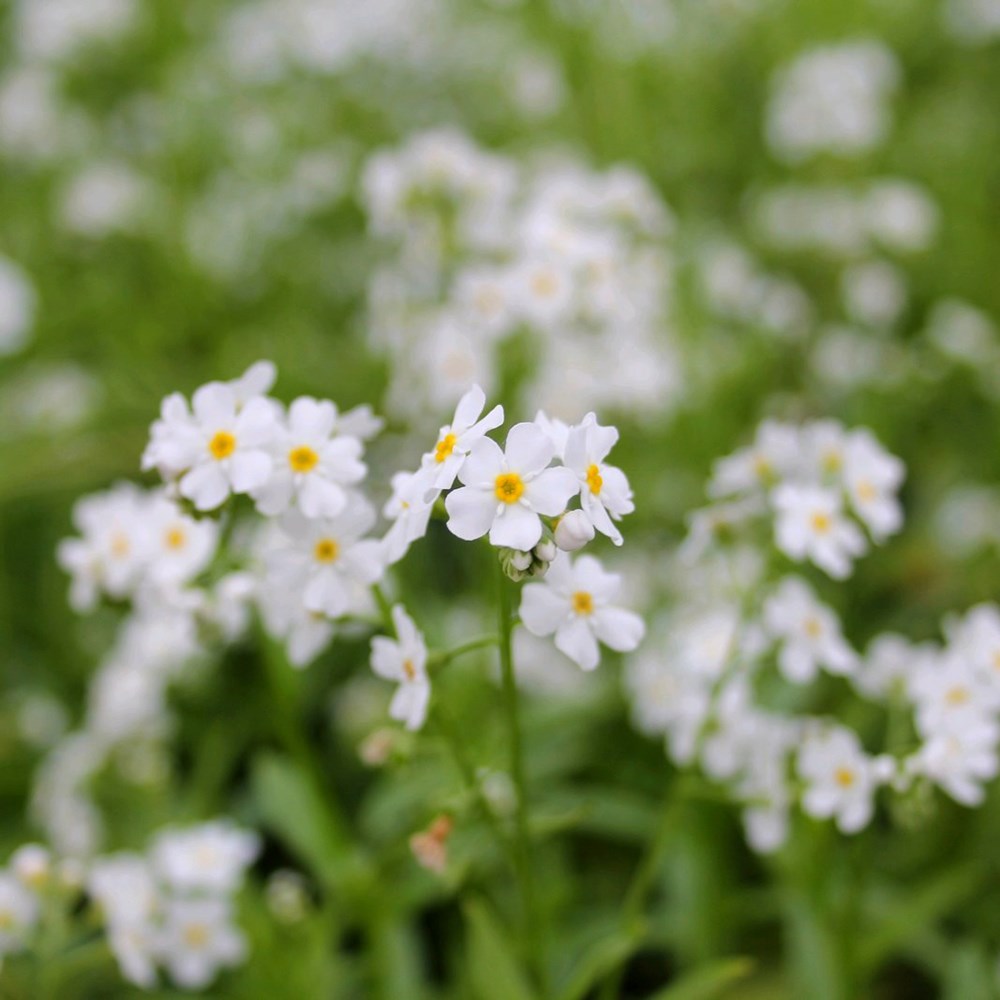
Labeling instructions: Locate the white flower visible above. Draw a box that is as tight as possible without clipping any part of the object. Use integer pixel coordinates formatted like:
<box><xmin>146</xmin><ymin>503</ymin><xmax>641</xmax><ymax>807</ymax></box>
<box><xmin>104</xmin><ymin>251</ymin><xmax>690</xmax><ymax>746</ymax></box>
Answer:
<box><xmin>855</xmin><ymin>633</ymin><xmax>938</xmax><ymax>700</ymax></box>
<box><xmin>257</xmin><ymin>576</ymin><xmax>336</xmax><ymax>668</ymax></box>
<box><xmin>520</xmin><ymin>552</ymin><xmax>645</xmax><ymax>671</ymax></box>
<box><xmin>563</xmin><ymin>413</ymin><xmax>634</xmax><ymax>545</ymax></box>
<box><xmin>144</xmin><ymin>381</ymin><xmax>278</xmax><ymax>511</ymax></box>
<box><xmin>949</xmin><ymin>604</ymin><xmax>1000</xmax><ymax>687</ymax></box>
<box><xmin>772</xmin><ymin>484</ymin><xmax>866</xmax><ymax>579</ymax></box>
<box><xmin>910</xmin><ymin>727</ymin><xmax>1000</xmax><ymax>806</ymax></box>
<box><xmin>152</xmin><ymin>822</ymin><xmax>260</xmax><ymax>896</ymax></box>
<box><xmin>381</xmin><ymin>469</ymin><xmax>436</xmax><ymax>566</ymax></box>
<box><xmin>57</xmin><ymin>483</ymin><xmax>152</xmax><ymax>611</ymax></box>
<box><xmin>798</xmin><ymin>726</ymin><xmax>880</xmax><ymax>833</ymax></box>
<box><xmin>763</xmin><ymin>577</ymin><xmax>857</xmax><ymax>683</ymax></box>
<box><xmin>0</xmin><ymin>872</ymin><xmax>39</xmax><ymax>955</ymax></box>
<box><xmin>88</xmin><ymin>854</ymin><xmax>159</xmax><ymax>927</ymax></box>
<box><xmin>0</xmin><ymin>255</ymin><xmax>36</xmax><ymax>356</ymax></box>
<box><xmin>11</xmin><ymin>845</ymin><xmax>52</xmax><ymax>891</ymax></box>
<box><xmin>553</xmin><ymin>509</ymin><xmax>595</xmax><ymax>552</ymax></box>
<box><xmin>709</xmin><ymin>420</ymin><xmax>803</xmax><ymax>497</ymax></box>
<box><xmin>421</xmin><ymin>384</ymin><xmax>504</xmax><ymax>493</ymax></box>
<box><xmin>144</xmin><ymin>496</ymin><xmax>219</xmax><ymax>588</ymax></box>
<box><xmin>268</xmin><ymin>504</ymin><xmax>384</xmax><ymax>618</ymax></box>
<box><xmin>532</xmin><ymin>410</ymin><xmax>571</xmax><ymax>460</ymax></box>
<box><xmin>842</xmin><ymin>429</ymin><xmax>905</xmax><ymax>541</ymax></box>
<box><xmin>254</xmin><ymin>397</ymin><xmax>367</xmax><ymax>519</ymax></box>
<box><xmin>445</xmin><ymin>422</ymin><xmax>579</xmax><ymax>551</ymax></box>
<box><xmin>157</xmin><ymin>897</ymin><xmax>247</xmax><ymax>990</ymax></box>
<box><xmin>911</xmin><ymin>657</ymin><xmax>1000</xmax><ymax>739</ymax></box>
<box><xmin>370</xmin><ymin>605</ymin><xmax>431</xmax><ymax>730</ymax></box>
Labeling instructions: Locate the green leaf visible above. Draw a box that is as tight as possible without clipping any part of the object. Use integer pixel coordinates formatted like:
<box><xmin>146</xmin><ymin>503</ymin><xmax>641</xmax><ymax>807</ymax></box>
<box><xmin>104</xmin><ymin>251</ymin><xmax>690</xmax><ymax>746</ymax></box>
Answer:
<box><xmin>556</xmin><ymin>928</ymin><xmax>644</xmax><ymax>1000</ymax></box>
<box><xmin>249</xmin><ymin>752</ymin><xmax>363</xmax><ymax>894</ymax></box>
<box><xmin>647</xmin><ymin>958</ymin><xmax>756</xmax><ymax>1000</ymax></box>
<box><xmin>463</xmin><ymin>899</ymin><xmax>538</xmax><ymax>1000</ymax></box>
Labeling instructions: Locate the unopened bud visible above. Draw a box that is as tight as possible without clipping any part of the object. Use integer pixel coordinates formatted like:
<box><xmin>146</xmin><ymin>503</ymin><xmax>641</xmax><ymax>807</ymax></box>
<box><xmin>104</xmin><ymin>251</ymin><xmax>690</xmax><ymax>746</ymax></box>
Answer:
<box><xmin>554</xmin><ymin>510</ymin><xmax>595</xmax><ymax>552</ymax></box>
<box><xmin>410</xmin><ymin>815</ymin><xmax>454</xmax><ymax>875</ymax></box>
<box><xmin>535</xmin><ymin>539</ymin><xmax>557</xmax><ymax>563</ymax></box>
<box><xmin>510</xmin><ymin>550</ymin><xmax>533</xmax><ymax>571</ymax></box>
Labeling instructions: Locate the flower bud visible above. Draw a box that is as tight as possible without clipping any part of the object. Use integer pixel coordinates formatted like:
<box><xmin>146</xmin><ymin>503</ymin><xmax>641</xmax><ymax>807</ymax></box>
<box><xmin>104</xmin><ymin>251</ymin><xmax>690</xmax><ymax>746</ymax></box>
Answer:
<box><xmin>535</xmin><ymin>539</ymin><xmax>557</xmax><ymax>563</ymax></box>
<box><xmin>510</xmin><ymin>550</ymin><xmax>533</xmax><ymax>571</ymax></box>
<box><xmin>554</xmin><ymin>510</ymin><xmax>595</xmax><ymax>552</ymax></box>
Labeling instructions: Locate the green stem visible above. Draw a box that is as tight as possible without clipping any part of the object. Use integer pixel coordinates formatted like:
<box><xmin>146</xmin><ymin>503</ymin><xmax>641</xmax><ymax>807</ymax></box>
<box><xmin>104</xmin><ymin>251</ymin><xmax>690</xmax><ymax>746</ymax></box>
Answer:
<box><xmin>427</xmin><ymin>634</ymin><xmax>499</xmax><ymax>670</ymax></box>
<box><xmin>496</xmin><ymin>561</ymin><xmax>547</xmax><ymax>995</ymax></box>
<box><xmin>372</xmin><ymin>582</ymin><xmax>394</xmax><ymax>630</ymax></box>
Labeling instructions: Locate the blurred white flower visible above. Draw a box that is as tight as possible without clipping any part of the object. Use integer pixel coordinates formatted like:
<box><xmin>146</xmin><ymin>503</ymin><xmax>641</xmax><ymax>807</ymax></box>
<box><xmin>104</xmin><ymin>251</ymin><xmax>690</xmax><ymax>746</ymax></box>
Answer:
<box><xmin>773</xmin><ymin>484</ymin><xmax>866</xmax><ymax>579</ymax></box>
<box><xmin>798</xmin><ymin>726</ymin><xmax>881</xmax><ymax>833</ymax></box>
<box><xmin>0</xmin><ymin>255</ymin><xmax>36</xmax><ymax>356</ymax></box>
<box><xmin>370</xmin><ymin>604</ymin><xmax>430</xmax><ymax>730</ymax></box>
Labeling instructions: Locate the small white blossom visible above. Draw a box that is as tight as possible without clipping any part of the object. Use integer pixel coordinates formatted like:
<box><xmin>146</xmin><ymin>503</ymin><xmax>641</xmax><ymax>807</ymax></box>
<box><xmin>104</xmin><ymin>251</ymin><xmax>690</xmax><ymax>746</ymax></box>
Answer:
<box><xmin>370</xmin><ymin>605</ymin><xmax>431</xmax><ymax>730</ymax></box>
<box><xmin>773</xmin><ymin>483</ymin><xmax>866</xmax><ymax>579</ymax></box>
<box><xmin>156</xmin><ymin>897</ymin><xmax>247</xmax><ymax>990</ymax></box>
<box><xmin>445</xmin><ymin>422</ymin><xmax>579</xmax><ymax>551</ymax></box>
<box><xmin>764</xmin><ymin>577</ymin><xmax>857</xmax><ymax>683</ymax></box>
<box><xmin>254</xmin><ymin>397</ymin><xmax>367</xmax><ymax>519</ymax></box>
<box><xmin>798</xmin><ymin>726</ymin><xmax>880</xmax><ymax>833</ymax></box>
<box><xmin>520</xmin><ymin>552</ymin><xmax>645</xmax><ymax>671</ymax></box>
<box><xmin>381</xmin><ymin>469</ymin><xmax>436</xmax><ymax>566</ymax></box>
<box><xmin>563</xmin><ymin>413</ymin><xmax>634</xmax><ymax>545</ymax></box>
<box><xmin>152</xmin><ymin>822</ymin><xmax>260</xmax><ymax>896</ymax></box>
<box><xmin>421</xmin><ymin>384</ymin><xmax>504</xmax><ymax>493</ymax></box>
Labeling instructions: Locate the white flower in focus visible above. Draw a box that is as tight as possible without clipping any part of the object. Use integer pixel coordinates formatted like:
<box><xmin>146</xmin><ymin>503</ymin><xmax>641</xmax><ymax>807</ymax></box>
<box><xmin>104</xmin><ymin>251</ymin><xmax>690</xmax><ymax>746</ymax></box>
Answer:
<box><xmin>520</xmin><ymin>552</ymin><xmax>645</xmax><ymax>670</ymax></box>
<box><xmin>563</xmin><ymin>413</ymin><xmax>634</xmax><ymax>545</ymax></box>
<box><xmin>381</xmin><ymin>469</ymin><xmax>436</xmax><ymax>566</ymax></box>
<box><xmin>152</xmin><ymin>822</ymin><xmax>260</xmax><ymax>896</ymax></box>
<box><xmin>157</xmin><ymin>897</ymin><xmax>247</xmax><ymax>990</ymax></box>
<box><xmin>421</xmin><ymin>383</ymin><xmax>504</xmax><ymax>493</ymax></box>
<box><xmin>773</xmin><ymin>484</ymin><xmax>866</xmax><ymax>579</ymax></box>
<box><xmin>0</xmin><ymin>872</ymin><xmax>39</xmax><ymax>955</ymax></box>
<box><xmin>254</xmin><ymin>397</ymin><xmax>367</xmax><ymax>519</ymax></box>
<box><xmin>370</xmin><ymin>605</ymin><xmax>431</xmax><ymax>730</ymax></box>
<box><xmin>445</xmin><ymin>423</ymin><xmax>579</xmax><ymax>551</ymax></box>
<box><xmin>798</xmin><ymin>726</ymin><xmax>880</xmax><ymax>833</ymax></box>
<box><xmin>268</xmin><ymin>505</ymin><xmax>384</xmax><ymax>618</ymax></box>
<box><xmin>763</xmin><ymin>577</ymin><xmax>857</xmax><ymax>683</ymax></box>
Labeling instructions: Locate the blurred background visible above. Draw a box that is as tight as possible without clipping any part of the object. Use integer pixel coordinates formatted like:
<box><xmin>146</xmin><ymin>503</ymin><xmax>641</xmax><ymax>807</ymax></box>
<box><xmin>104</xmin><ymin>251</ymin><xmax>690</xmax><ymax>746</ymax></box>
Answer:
<box><xmin>3</xmin><ymin>0</ymin><xmax>1000</xmax><ymax>996</ymax></box>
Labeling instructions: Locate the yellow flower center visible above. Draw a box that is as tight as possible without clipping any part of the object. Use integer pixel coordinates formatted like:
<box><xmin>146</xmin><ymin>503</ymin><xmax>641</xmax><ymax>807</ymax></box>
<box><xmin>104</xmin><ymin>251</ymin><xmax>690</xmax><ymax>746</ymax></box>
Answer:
<box><xmin>823</xmin><ymin>450</ymin><xmax>843</xmax><ymax>474</ymax></box>
<box><xmin>0</xmin><ymin>910</ymin><xmax>13</xmax><ymax>931</ymax></box>
<box><xmin>402</xmin><ymin>658</ymin><xmax>417</xmax><ymax>681</ymax></box>
<box><xmin>946</xmin><ymin>686</ymin><xmax>969</xmax><ymax>706</ymax></box>
<box><xmin>856</xmin><ymin>479</ymin><xmax>876</xmax><ymax>502</ymax></box>
<box><xmin>434</xmin><ymin>433</ymin><xmax>457</xmax><ymax>464</ymax></box>
<box><xmin>753</xmin><ymin>455</ymin><xmax>773</xmax><ymax>480</ymax></box>
<box><xmin>183</xmin><ymin>923</ymin><xmax>210</xmax><ymax>949</ymax></box>
<box><xmin>110</xmin><ymin>532</ymin><xmax>131</xmax><ymax>559</ymax></box>
<box><xmin>531</xmin><ymin>270</ymin><xmax>558</xmax><ymax>298</ymax></box>
<box><xmin>209</xmin><ymin>430</ymin><xmax>237</xmax><ymax>461</ymax></box>
<box><xmin>586</xmin><ymin>463</ymin><xmax>603</xmax><ymax>495</ymax></box>
<box><xmin>494</xmin><ymin>472</ymin><xmax>525</xmax><ymax>504</ymax></box>
<box><xmin>834</xmin><ymin>767</ymin><xmax>856</xmax><ymax>788</ymax></box>
<box><xmin>810</xmin><ymin>512</ymin><xmax>832</xmax><ymax>534</ymax></box>
<box><xmin>804</xmin><ymin>616</ymin><xmax>822</xmax><ymax>639</ymax></box>
<box><xmin>572</xmin><ymin>591</ymin><xmax>594</xmax><ymax>616</ymax></box>
<box><xmin>314</xmin><ymin>538</ymin><xmax>339</xmax><ymax>563</ymax></box>
<box><xmin>164</xmin><ymin>527</ymin><xmax>187</xmax><ymax>551</ymax></box>
<box><xmin>288</xmin><ymin>445</ymin><xmax>320</xmax><ymax>474</ymax></box>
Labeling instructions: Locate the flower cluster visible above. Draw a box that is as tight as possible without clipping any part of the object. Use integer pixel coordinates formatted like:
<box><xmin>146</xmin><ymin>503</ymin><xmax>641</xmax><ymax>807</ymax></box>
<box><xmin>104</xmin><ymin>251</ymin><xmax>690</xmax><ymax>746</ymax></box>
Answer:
<box><xmin>362</xmin><ymin>129</ymin><xmax>680</xmax><ymax>422</ymax></box>
<box><xmin>626</xmin><ymin>416</ymin><xmax>1000</xmax><ymax>852</ymax></box>
<box><xmin>0</xmin><ymin>822</ymin><xmax>257</xmax><ymax>991</ymax></box>
<box><xmin>693</xmin><ymin>418</ymin><xmax>905</xmax><ymax>579</ymax></box>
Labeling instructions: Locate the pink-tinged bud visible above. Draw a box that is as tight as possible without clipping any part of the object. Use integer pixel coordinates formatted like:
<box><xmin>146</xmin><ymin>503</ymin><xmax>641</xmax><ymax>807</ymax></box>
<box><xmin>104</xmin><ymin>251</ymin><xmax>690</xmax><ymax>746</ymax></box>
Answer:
<box><xmin>409</xmin><ymin>815</ymin><xmax>454</xmax><ymax>875</ymax></box>
<box><xmin>554</xmin><ymin>510</ymin><xmax>595</xmax><ymax>552</ymax></box>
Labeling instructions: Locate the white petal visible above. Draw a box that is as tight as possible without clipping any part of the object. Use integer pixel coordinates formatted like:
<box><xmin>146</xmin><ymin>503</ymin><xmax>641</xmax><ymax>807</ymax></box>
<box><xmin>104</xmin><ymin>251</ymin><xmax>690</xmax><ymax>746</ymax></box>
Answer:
<box><xmin>555</xmin><ymin>617</ymin><xmax>601</xmax><ymax>670</ymax></box>
<box><xmin>527</xmin><ymin>467</ymin><xmax>579</xmax><ymax>516</ymax></box>
<box><xmin>452</xmin><ymin>384</ymin><xmax>486</xmax><ymax>431</ymax></box>
<box><xmin>504</xmin><ymin>422</ymin><xmax>554</xmax><ymax>475</ymax></box>
<box><xmin>489</xmin><ymin>502</ymin><xmax>542</xmax><ymax>550</ymax></box>
<box><xmin>457</xmin><ymin>437</ymin><xmax>505</xmax><ymax>488</ymax></box>
<box><xmin>229</xmin><ymin>450</ymin><xmax>273</xmax><ymax>492</ymax></box>
<box><xmin>591</xmin><ymin>607</ymin><xmax>645</xmax><ymax>652</ymax></box>
<box><xmin>445</xmin><ymin>487</ymin><xmax>496</xmax><ymax>540</ymax></box>
<box><xmin>180</xmin><ymin>463</ymin><xmax>229</xmax><ymax>510</ymax></box>
<box><xmin>519</xmin><ymin>586</ymin><xmax>569</xmax><ymax>637</ymax></box>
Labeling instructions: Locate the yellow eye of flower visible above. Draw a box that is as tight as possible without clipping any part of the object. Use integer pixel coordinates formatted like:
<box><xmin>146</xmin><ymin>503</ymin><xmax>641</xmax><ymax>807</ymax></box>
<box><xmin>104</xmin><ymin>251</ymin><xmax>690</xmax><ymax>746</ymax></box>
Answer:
<box><xmin>810</xmin><ymin>512</ymin><xmax>832</xmax><ymax>534</ymax></box>
<box><xmin>834</xmin><ymin>767</ymin><xmax>856</xmax><ymax>788</ymax></box>
<box><xmin>494</xmin><ymin>472</ymin><xmax>525</xmax><ymax>504</ymax></box>
<box><xmin>586</xmin><ymin>463</ymin><xmax>603</xmax><ymax>494</ymax></box>
<box><xmin>856</xmin><ymin>479</ymin><xmax>876</xmax><ymax>502</ymax></box>
<box><xmin>289</xmin><ymin>445</ymin><xmax>319</xmax><ymax>474</ymax></box>
<box><xmin>164</xmin><ymin>528</ymin><xmax>187</xmax><ymax>551</ymax></box>
<box><xmin>946</xmin><ymin>686</ymin><xmax>969</xmax><ymax>706</ymax></box>
<box><xmin>402</xmin><ymin>658</ymin><xmax>417</xmax><ymax>681</ymax></box>
<box><xmin>823</xmin><ymin>450</ymin><xmax>843</xmax><ymax>474</ymax></box>
<box><xmin>804</xmin><ymin>616</ymin><xmax>822</xmax><ymax>638</ymax></box>
<box><xmin>314</xmin><ymin>538</ymin><xmax>339</xmax><ymax>563</ymax></box>
<box><xmin>572</xmin><ymin>591</ymin><xmax>594</xmax><ymax>615</ymax></box>
<box><xmin>0</xmin><ymin>910</ymin><xmax>14</xmax><ymax>931</ymax></box>
<box><xmin>209</xmin><ymin>431</ymin><xmax>237</xmax><ymax>461</ymax></box>
<box><xmin>434</xmin><ymin>433</ymin><xmax>457</xmax><ymax>464</ymax></box>
<box><xmin>110</xmin><ymin>532</ymin><xmax>131</xmax><ymax>558</ymax></box>
<box><xmin>183</xmin><ymin>923</ymin><xmax>210</xmax><ymax>949</ymax></box>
